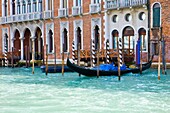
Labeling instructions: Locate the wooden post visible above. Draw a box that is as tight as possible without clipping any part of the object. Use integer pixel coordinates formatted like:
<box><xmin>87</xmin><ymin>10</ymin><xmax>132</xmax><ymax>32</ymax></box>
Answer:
<box><xmin>140</xmin><ymin>37</ymin><xmax>143</xmax><ymax>74</ymax></box>
<box><xmin>97</xmin><ymin>42</ymin><xmax>99</xmax><ymax>78</ymax></box>
<box><xmin>158</xmin><ymin>41</ymin><xmax>161</xmax><ymax>80</ymax></box>
<box><xmin>45</xmin><ymin>44</ymin><xmax>48</xmax><ymax>75</ymax></box>
<box><xmin>62</xmin><ymin>43</ymin><xmax>64</xmax><ymax>76</ymax></box>
<box><xmin>42</xmin><ymin>46</ymin><xmax>45</xmax><ymax>65</ymax></box>
<box><xmin>118</xmin><ymin>47</ymin><xmax>121</xmax><ymax>81</ymax></box>
<box><xmin>11</xmin><ymin>47</ymin><xmax>14</xmax><ymax>68</ymax></box>
<box><xmin>54</xmin><ymin>45</ymin><xmax>56</xmax><ymax>72</ymax></box>
<box><xmin>25</xmin><ymin>46</ymin><xmax>28</xmax><ymax>68</ymax></box>
<box><xmin>28</xmin><ymin>46</ymin><xmax>30</xmax><ymax>67</ymax></box>
<box><xmin>77</xmin><ymin>43</ymin><xmax>81</xmax><ymax>76</ymax></box>
<box><xmin>32</xmin><ymin>39</ymin><xmax>35</xmax><ymax>74</ymax></box>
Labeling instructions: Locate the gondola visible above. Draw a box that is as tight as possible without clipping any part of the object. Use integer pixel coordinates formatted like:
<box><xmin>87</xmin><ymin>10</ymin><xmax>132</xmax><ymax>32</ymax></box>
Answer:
<box><xmin>40</xmin><ymin>65</ymin><xmax>74</xmax><ymax>73</ymax></box>
<box><xmin>66</xmin><ymin>56</ymin><xmax>153</xmax><ymax>77</ymax></box>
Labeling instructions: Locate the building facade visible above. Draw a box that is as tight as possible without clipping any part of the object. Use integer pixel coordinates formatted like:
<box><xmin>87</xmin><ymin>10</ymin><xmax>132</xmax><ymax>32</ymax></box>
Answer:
<box><xmin>150</xmin><ymin>0</ymin><xmax>170</xmax><ymax>62</ymax></box>
<box><xmin>0</xmin><ymin>0</ymin><xmax>152</xmax><ymax>64</ymax></box>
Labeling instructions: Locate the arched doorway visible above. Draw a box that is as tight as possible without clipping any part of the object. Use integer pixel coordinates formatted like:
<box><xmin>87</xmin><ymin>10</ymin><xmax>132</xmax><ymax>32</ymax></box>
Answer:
<box><xmin>76</xmin><ymin>27</ymin><xmax>82</xmax><ymax>50</ymax></box>
<box><xmin>123</xmin><ymin>26</ymin><xmax>135</xmax><ymax>55</ymax></box>
<box><xmin>23</xmin><ymin>28</ymin><xmax>31</xmax><ymax>60</ymax></box>
<box><xmin>138</xmin><ymin>28</ymin><xmax>146</xmax><ymax>51</ymax></box>
<box><xmin>94</xmin><ymin>25</ymin><xmax>100</xmax><ymax>50</ymax></box>
<box><xmin>35</xmin><ymin>27</ymin><xmax>43</xmax><ymax>60</ymax></box>
<box><xmin>63</xmin><ymin>28</ymin><xmax>68</xmax><ymax>52</ymax></box>
<box><xmin>112</xmin><ymin>30</ymin><xmax>119</xmax><ymax>50</ymax></box>
<box><xmin>14</xmin><ymin>30</ymin><xmax>21</xmax><ymax>59</ymax></box>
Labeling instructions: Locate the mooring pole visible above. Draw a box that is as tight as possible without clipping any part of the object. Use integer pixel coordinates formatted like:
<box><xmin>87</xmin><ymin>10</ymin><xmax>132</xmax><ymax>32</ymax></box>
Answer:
<box><xmin>25</xmin><ymin>46</ymin><xmax>28</xmax><ymax>68</ymax></box>
<box><xmin>62</xmin><ymin>43</ymin><xmax>64</xmax><ymax>76</ymax></box>
<box><xmin>54</xmin><ymin>45</ymin><xmax>56</xmax><ymax>72</ymax></box>
<box><xmin>140</xmin><ymin>37</ymin><xmax>143</xmax><ymax>74</ymax></box>
<box><xmin>32</xmin><ymin>39</ymin><xmax>35</xmax><ymax>74</ymax></box>
<box><xmin>97</xmin><ymin>42</ymin><xmax>99</xmax><ymax>78</ymax></box>
<box><xmin>77</xmin><ymin>43</ymin><xmax>81</xmax><ymax>76</ymax></box>
<box><xmin>158</xmin><ymin>41</ymin><xmax>161</xmax><ymax>80</ymax></box>
<box><xmin>45</xmin><ymin>44</ymin><xmax>48</xmax><ymax>76</ymax></box>
<box><xmin>11</xmin><ymin>47</ymin><xmax>14</xmax><ymax>68</ymax></box>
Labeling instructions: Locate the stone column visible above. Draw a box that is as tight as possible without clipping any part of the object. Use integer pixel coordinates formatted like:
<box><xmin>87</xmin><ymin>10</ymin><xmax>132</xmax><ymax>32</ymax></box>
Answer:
<box><xmin>15</xmin><ymin>0</ymin><xmax>18</xmax><ymax>14</ymax></box>
<box><xmin>20</xmin><ymin>38</ymin><xmax>24</xmax><ymax>60</ymax></box>
<box><xmin>31</xmin><ymin>37</ymin><xmax>36</xmax><ymax>60</ymax></box>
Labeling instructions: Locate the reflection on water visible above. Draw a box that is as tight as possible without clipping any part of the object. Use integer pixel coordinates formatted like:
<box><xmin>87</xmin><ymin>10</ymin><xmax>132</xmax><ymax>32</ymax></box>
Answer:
<box><xmin>0</xmin><ymin>67</ymin><xmax>170</xmax><ymax>113</ymax></box>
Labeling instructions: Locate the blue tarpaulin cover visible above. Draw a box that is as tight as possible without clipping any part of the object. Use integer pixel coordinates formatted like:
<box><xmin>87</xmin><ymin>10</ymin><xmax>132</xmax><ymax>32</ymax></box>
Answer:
<box><xmin>93</xmin><ymin>63</ymin><xmax>127</xmax><ymax>71</ymax></box>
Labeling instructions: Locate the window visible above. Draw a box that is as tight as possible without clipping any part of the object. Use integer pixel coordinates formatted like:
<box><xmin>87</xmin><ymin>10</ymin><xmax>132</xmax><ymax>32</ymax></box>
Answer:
<box><xmin>138</xmin><ymin>28</ymin><xmax>147</xmax><ymax>51</ymax></box>
<box><xmin>139</xmin><ymin>12</ymin><xmax>146</xmax><ymax>21</ymax></box>
<box><xmin>4</xmin><ymin>0</ymin><xmax>7</xmax><ymax>16</ymax></box>
<box><xmin>93</xmin><ymin>0</ymin><xmax>100</xmax><ymax>4</ymax></box>
<box><xmin>38</xmin><ymin>0</ymin><xmax>42</xmax><ymax>11</ymax></box>
<box><xmin>48</xmin><ymin>30</ymin><xmax>53</xmax><ymax>53</ymax></box>
<box><xmin>12</xmin><ymin>0</ymin><xmax>15</xmax><ymax>15</ymax></box>
<box><xmin>125</xmin><ymin>13</ymin><xmax>132</xmax><ymax>22</ymax></box>
<box><xmin>33</xmin><ymin>0</ymin><xmax>37</xmax><ymax>12</ymax></box>
<box><xmin>4</xmin><ymin>34</ymin><xmax>8</xmax><ymax>52</ymax></box>
<box><xmin>22</xmin><ymin>0</ymin><xmax>26</xmax><ymax>13</ymax></box>
<box><xmin>75</xmin><ymin>0</ymin><xmax>81</xmax><ymax>6</ymax></box>
<box><xmin>76</xmin><ymin>27</ymin><xmax>82</xmax><ymax>49</ymax></box>
<box><xmin>63</xmin><ymin>28</ymin><xmax>68</xmax><ymax>52</ymax></box>
<box><xmin>17</xmin><ymin>1</ymin><xmax>21</xmax><ymax>14</ymax></box>
<box><xmin>62</xmin><ymin>0</ymin><xmax>68</xmax><ymax>8</ymax></box>
<box><xmin>27</xmin><ymin>0</ymin><xmax>31</xmax><ymax>13</ymax></box>
<box><xmin>48</xmin><ymin>0</ymin><xmax>52</xmax><ymax>10</ymax></box>
<box><xmin>112</xmin><ymin>15</ymin><xmax>118</xmax><ymax>23</ymax></box>
<box><xmin>94</xmin><ymin>26</ymin><xmax>100</xmax><ymax>50</ymax></box>
<box><xmin>112</xmin><ymin>30</ymin><xmax>119</xmax><ymax>49</ymax></box>
<box><xmin>153</xmin><ymin>3</ymin><xmax>161</xmax><ymax>27</ymax></box>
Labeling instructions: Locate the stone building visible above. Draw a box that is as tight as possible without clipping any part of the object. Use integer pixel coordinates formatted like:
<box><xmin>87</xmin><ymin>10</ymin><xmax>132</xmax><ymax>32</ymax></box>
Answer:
<box><xmin>0</xmin><ymin>0</ymin><xmax>152</xmax><ymax>65</ymax></box>
<box><xmin>150</xmin><ymin>0</ymin><xmax>170</xmax><ymax>62</ymax></box>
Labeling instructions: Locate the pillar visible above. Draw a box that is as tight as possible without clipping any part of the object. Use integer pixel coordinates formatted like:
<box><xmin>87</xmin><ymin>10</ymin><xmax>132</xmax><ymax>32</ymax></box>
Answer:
<box><xmin>20</xmin><ymin>38</ymin><xmax>24</xmax><ymax>60</ymax></box>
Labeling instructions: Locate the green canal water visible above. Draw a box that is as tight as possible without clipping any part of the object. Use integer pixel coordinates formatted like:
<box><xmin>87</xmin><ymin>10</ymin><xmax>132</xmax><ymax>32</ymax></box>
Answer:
<box><xmin>0</xmin><ymin>67</ymin><xmax>170</xmax><ymax>113</ymax></box>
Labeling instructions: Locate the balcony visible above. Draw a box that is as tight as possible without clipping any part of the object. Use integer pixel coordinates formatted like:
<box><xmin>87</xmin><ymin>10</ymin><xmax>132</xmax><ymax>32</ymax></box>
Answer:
<box><xmin>90</xmin><ymin>3</ymin><xmax>101</xmax><ymax>14</ymax></box>
<box><xmin>106</xmin><ymin>0</ymin><xmax>147</xmax><ymax>9</ymax></box>
<box><xmin>58</xmin><ymin>8</ymin><xmax>68</xmax><ymax>18</ymax></box>
<box><xmin>72</xmin><ymin>6</ymin><xmax>82</xmax><ymax>16</ymax></box>
<box><xmin>0</xmin><ymin>12</ymin><xmax>44</xmax><ymax>24</ymax></box>
<box><xmin>44</xmin><ymin>10</ymin><xmax>54</xmax><ymax>19</ymax></box>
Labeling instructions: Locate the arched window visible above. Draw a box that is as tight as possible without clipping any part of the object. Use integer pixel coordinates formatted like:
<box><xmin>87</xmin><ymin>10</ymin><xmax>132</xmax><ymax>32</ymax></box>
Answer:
<box><xmin>75</xmin><ymin>0</ymin><xmax>81</xmax><ymax>6</ymax></box>
<box><xmin>48</xmin><ymin>0</ymin><xmax>52</xmax><ymax>10</ymax></box>
<box><xmin>12</xmin><ymin>0</ymin><xmax>16</xmax><ymax>15</ymax></box>
<box><xmin>63</xmin><ymin>28</ymin><xmax>68</xmax><ymax>52</ymax></box>
<box><xmin>33</xmin><ymin>0</ymin><xmax>37</xmax><ymax>12</ymax></box>
<box><xmin>4</xmin><ymin>34</ymin><xmax>8</xmax><ymax>52</ymax></box>
<box><xmin>112</xmin><ymin>30</ymin><xmax>119</xmax><ymax>49</ymax></box>
<box><xmin>22</xmin><ymin>0</ymin><xmax>26</xmax><ymax>13</ymax></box>
<box><xmin>38</xmin><ymin>0</ymin><xmax>42</xmax><ymax>11</ymax></box>
<box><xmin>48</xmin><ymin>30</ymin><xmax>53</xmax><ymax>53</ymax></box>
<box><xmin>76</xmin><ymin>27</ymin><xmax>82</xmax><ymax>49</ymax></box>
<box><xmin>93</xmin><ymin>0</ymin><xmax>99</xmax><ymax>4</ymax></box>
<box><xmin>123</xmin><ymin>26</ymin><xmax>135</xmax><ymax>55</ymax></box>
<box><xmin>138</xmin><ymin>28</ymin><xmax>147</xmax><ymax>51</ymax></box>
<box><xmin>94</xmin><ymin>25</ymin><xmax>100</xmax><ymax>50</ymax></box>
<box><xmin>4</xmin><ymin>0</ymin><xmax>8</xmax><ymax>16</ymax></box>
<box><xmin>153</xmin><ymin>3</ymin><xmax>161</xmax><ymax>27</ymax></box>
<box><xmin>17</xmin><ymin>0</ymin><xmax>21</xmax><ymax>14</ymax></box>
<box><xmin>27</xmin><ymin>0</ymin><xmax>31</xmax><ymax>13</ymax></box>
<box><xmin>62</xmin><ymin>0</ymin><xmax>67</xmax><ymax>8</ymax></box>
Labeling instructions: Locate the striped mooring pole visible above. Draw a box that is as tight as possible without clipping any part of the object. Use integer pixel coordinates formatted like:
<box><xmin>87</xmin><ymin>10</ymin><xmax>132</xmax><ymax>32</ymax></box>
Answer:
<box><xmin>106</xmin><ymin>39</ymin><xmax>110</xmax><ymax>64</ymax></box>
<box><xmin>92</xmin><ymin>39</ymin><xmax>96</xmax><ymax>67</ymax></box>
<box><xmin>72</xmin><ymin>41</ymin><xmax>75</xmax><ymax>64</ymax></box>
<box><xmin>4</xmin><ymin>42</ymin><xmax>8</xmax><ymax>67</ymax></box>
<box><xmin>118</xmin><ymin>37</ymin><xmax>123</xmax><ymax>67</ymax></box>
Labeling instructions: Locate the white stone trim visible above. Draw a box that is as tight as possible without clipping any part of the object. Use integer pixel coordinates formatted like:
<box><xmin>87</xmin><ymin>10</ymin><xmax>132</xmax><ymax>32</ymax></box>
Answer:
<box><xmin>73</xmin><ymin>20</ymin><xmax>83</xmax><ymax>50</ymax></box>
<box><xmin>60</xmin><ymin>21</ymin><xmax>69</xmax><ymax>53</ymax></box>
<box><xmin>91</xmin><ymin>17</ymin><xmax>101</xmax><ymax>49</ymax></box>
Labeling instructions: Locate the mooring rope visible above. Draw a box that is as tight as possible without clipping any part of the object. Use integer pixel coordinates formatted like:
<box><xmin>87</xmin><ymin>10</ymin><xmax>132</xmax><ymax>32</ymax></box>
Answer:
<box><xmin>106</xmin><ymin>39</ymin><xmax>110</xmax><ymax>64</ymax></box>
<box><xmin>92</xmin><ymin>39</ymin><xmax>96</xmax><ymax>67</ymax></box>
<box><xmin>72</xmin><ymin>41</ymin><xmax>75</xmax><ymax>64</ymax></box>
<box><xmin>118</xmin><ymin>37</ymin><xmax>123</xmax><ymax>67</ymax></box>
